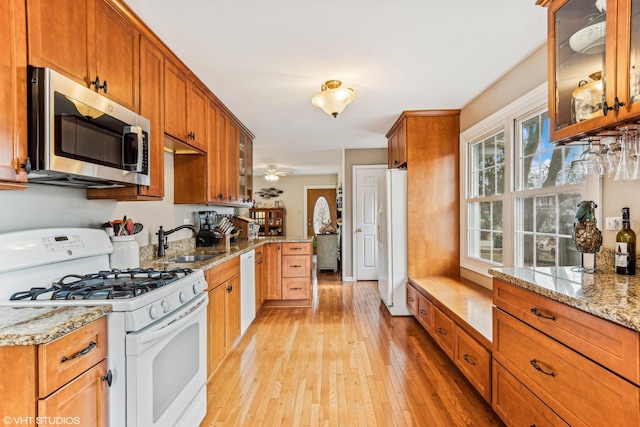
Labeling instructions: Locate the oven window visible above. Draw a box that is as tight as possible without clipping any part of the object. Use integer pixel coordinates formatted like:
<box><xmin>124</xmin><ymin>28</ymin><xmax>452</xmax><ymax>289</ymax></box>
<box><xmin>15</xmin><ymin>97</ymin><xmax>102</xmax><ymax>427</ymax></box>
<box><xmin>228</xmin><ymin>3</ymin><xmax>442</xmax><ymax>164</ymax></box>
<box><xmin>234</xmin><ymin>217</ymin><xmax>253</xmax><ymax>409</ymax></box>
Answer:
<box><xmin>152</xmin><ymin>323</ymin><xmax>200</xmax><ymax>422</ymax></box>
<box><xmin>54</xmin><ymin>92</ymin><xmax>125</xmax><ymax>169</ymax></box>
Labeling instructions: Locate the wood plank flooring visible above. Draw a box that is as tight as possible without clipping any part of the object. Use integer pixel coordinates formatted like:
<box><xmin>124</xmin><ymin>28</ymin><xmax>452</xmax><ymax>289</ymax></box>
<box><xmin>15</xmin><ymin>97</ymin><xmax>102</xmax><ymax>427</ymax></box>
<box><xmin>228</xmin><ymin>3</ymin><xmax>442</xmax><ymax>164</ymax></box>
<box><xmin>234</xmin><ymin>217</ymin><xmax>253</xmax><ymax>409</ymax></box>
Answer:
<box><xmin>201</xmin><ymin>270</ymin><xmax>504</xmax><ymax>426</ymax></box>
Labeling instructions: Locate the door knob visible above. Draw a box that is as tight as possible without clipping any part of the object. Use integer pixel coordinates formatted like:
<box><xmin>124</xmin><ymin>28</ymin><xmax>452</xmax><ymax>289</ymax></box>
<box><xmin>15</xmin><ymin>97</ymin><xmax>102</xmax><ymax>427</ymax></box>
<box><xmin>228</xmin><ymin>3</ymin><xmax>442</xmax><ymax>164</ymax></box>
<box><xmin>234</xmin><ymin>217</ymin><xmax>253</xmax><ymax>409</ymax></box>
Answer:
<box><xmin>357</xmin><ymin>228</ymin><xmax>362</xmax><ymax>232</ymax></box>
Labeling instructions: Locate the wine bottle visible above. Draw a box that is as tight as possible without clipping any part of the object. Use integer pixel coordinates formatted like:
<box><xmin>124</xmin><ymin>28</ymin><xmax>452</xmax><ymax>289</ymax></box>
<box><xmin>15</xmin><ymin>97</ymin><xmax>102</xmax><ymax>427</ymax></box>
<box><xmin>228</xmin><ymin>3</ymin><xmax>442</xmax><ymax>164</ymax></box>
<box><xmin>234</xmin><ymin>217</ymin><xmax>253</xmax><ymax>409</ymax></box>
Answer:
<box><xmin>616</xmin><ymin>207</ymin><xmax>636</xmax><ymax>275</ymax></box>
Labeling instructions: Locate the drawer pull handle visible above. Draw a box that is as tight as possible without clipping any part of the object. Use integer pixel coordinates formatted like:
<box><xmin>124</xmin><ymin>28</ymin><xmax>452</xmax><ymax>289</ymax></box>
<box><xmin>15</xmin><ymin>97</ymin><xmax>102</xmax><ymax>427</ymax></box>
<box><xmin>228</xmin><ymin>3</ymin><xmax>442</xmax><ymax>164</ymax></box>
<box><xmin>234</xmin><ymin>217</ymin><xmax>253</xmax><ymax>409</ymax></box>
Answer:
<box><xmin>290</xmin><ymin>247</ymin><xmax>302</xmax><ymax>250</ymax></box>
<box><xmin>419</xmin><ymin>309</ymin><xmax>426</xmax><ymax>315</ymax></box>
<box><xmin>290</xmin><ymin>287</ymin><xmax>302</xmax><ymax>290</ymax></box>
<box><xmin>291</xmin><ymin>265</ymin><xmax>302</xmax><ymax>268</ymax></box>
<box><xmin>408</xmin><ymin>297</ymin><xmax>414</xmax><ymax>302</ymax></box>
<box><xmin>102</xmin><ymin>369</ymin><xmax>113</xmax><ymax>387</ymax></box>
<box><xmin>436</xmin><ymin>327</ymin><xmax>447</xmax><ymax>335</ymax></box>
<box><xmin>61</xmin><ymin>341</ymin><xmax>97</xmax><ymax>363</ymax></box>
<box><xmin>530</xmin><ymin>308</ymin><xmax>556</xmax><ymax>321</ymax></box>
<box><xmin>463</xmin><ymin>354</ymin><xmax>476</xmax><ymax>366</ymax></box>
<box><xmin>530</xmin><ymin>359</ymin><xmax>555</xmax><ymax>377</ymax></box>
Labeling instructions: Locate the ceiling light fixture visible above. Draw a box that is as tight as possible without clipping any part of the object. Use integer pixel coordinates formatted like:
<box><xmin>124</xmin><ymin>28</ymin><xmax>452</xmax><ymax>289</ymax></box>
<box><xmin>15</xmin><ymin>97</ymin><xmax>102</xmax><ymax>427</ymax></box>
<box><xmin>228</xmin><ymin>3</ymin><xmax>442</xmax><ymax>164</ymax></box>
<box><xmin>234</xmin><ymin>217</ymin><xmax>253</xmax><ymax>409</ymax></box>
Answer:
<box><xmin>311</xmin><ymin>80</ymin><xmax>355</xmax><ymax>118</ymax></box>
<box><xmin>264</xmin><ymin>172</ymin><xmax>279</xmax><ymax>182</ymax></box>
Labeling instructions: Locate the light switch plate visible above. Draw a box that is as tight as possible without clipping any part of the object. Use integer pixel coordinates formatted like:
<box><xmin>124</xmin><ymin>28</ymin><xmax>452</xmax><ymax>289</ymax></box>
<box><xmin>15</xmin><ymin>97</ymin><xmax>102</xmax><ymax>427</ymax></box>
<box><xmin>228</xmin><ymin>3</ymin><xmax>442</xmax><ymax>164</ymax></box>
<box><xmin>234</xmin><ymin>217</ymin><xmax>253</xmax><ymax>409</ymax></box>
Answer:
<box><xmin>605</xmin><ymin>217</ymin><xmax>621</xmax><ymax>230</ymax></box>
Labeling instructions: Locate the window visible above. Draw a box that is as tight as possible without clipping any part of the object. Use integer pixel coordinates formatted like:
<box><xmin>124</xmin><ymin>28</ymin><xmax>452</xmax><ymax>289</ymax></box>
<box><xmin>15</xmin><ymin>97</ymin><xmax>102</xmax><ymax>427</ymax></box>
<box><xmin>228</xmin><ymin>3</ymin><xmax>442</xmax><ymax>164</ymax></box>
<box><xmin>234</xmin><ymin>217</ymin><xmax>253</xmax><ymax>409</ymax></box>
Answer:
<box><xmin>460</xmin><ymin>83</ymin><xmax>599</xmax><ymax>276</ymax></box>
<box><xmin>313</xmin><ymin>196</ymin><xmax>331</xmax><ymax>234</ymax></box>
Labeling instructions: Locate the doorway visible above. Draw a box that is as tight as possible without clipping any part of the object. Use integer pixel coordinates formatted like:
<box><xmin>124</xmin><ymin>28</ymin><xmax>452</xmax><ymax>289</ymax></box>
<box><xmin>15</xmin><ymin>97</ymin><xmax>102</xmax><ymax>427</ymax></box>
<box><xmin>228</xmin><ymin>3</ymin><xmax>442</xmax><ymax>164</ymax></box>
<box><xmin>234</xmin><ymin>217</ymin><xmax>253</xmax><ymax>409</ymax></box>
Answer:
<box><xmin>306</xmin><ymin>188</ymin><xmax>337</xmax><ymax>238</ymax></box>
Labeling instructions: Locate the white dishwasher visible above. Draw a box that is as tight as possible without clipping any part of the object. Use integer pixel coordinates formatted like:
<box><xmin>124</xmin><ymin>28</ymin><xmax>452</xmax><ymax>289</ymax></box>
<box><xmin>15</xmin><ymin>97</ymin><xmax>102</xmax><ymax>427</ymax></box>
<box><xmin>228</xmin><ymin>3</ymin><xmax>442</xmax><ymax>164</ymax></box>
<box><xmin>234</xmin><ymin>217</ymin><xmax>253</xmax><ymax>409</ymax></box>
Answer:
<box><xmin>240</xmin><ymin>250</ymin><xmax>256</xmax><ymax>334</ymax></box>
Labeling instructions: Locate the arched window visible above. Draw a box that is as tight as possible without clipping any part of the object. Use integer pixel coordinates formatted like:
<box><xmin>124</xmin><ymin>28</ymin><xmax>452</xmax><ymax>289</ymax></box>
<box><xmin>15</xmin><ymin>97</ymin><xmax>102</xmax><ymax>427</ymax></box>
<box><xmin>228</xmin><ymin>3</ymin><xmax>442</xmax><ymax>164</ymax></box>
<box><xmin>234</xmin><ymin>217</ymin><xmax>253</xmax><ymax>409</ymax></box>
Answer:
<box><xmin>313</xmin><ymin>196</ymin><xmax>331</xmax><ymax>234</ymax></box>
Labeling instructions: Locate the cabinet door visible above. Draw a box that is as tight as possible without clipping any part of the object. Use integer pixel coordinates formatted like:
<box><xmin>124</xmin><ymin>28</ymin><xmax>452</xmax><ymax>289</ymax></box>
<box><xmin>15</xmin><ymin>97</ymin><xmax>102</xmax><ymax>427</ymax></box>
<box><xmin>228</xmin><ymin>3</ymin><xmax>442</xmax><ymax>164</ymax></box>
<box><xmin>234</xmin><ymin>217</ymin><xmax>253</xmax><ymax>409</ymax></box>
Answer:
<box><xmin>0</xmin><ymin>0</ymin><xmax>28</xmax><ymax>189</ymax></box>
<box><xmin>388</xmin><ymin>119</ymin><xmax>407</xmax><ymax>168</ymax></box>
<box><xmin>406</xmin><ymin>285</ymin><xmax>418</xmax><ymax>315</ymax></box>
<box><xmin>27</xmin><ymin>0</ymin><xmax>92</xmax><ymax>87</ymax></box>
<box><xmin>546</xmin><ymin>0</ymin><xmax>616</xmax><ymax>143</ymax></box>
<box><xmin>187</xmin><ymin>83</ymin><xmax>208</xmax><ymax>152</ymax></box>
<box><xmin>164</xmin><ymin>59</ymin><xmax>189</xmax><ymax>142</ymax></box>
<box><xmin>207</xmin><ymin>283</ymin><xmax>226</xmax><ymax>379</ymax></box>
<box><xmin>263</xmin><ymin>243</ymin><xmax>282</xmax><ymax>299</ymax></box>
<box><xmin>87</xmin><ymin>35</ymin><xmax>164</xmax><ymax>200</ymax></box>
<box><xmin>616</xmin><ymin>0</ymin><xmax>640</xmax><ymax>121</ymax></box>
<box><xmin>227</xmin><ymin>121</ymin><xmax>239</xmax><ymax>203</ymax></box>
<box><xmin>216</xmin><ymin>110</ymin><xmax>230</xmax><ymax>201</ymax></box>
<box><xmin>416</xmin><ymin>293</ymin><xmax>434</xmax><ymax>334</ymax></box>
<box><xmin>38</xmin><ymin>359</ymin><xmax>109</xmax><ymax>427</ymax></box>
<box><xmin>454</xmin><ymin>326</ymin><xmax>491</xmax><ymax>403</ymax></box>
<box><xmin>433</xmin><ymin>307</ymin><xmax>455</xmax><ymax>358</ymax></box>
<box><xmin>93</xmin><ymin>0</ymin><xmax>138</xmax><ymax>111</ymax></box>
<box><xmin>225</xmin><ymin>274</ymin><xmax>241</xmax><ymax>347</ymax></box>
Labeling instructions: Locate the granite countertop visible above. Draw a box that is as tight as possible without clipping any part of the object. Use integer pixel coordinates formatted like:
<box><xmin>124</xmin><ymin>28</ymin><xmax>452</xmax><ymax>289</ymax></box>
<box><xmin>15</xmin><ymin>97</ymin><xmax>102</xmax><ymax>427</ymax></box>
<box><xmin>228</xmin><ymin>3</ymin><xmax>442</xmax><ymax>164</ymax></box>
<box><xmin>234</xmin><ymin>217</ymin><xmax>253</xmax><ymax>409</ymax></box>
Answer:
<box><xmin>0</xmin><ymin>305</ymin><xmax>112</xmax><ymax>346</ymax></box>
<box><xmin>141</xmin><ymin>236</ymin><xmax>312</xmax><ymax>271</ymax></box>
<box><xmin>490</xmin><ymin>266</ymin><xmax>640</xmax><ymax>332</ymax></box>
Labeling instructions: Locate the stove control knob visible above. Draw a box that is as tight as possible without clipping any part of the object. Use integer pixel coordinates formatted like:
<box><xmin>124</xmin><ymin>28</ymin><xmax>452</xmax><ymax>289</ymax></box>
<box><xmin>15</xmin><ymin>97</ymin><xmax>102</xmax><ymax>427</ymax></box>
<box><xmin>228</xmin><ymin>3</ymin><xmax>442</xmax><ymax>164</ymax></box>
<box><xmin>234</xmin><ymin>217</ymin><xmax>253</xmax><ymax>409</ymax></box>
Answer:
<box><xmin>179</xmin><ymin>290</ymin><xmax>188</xmax><ymax>303</ymax></box>
<box><xmin>161</xmin><ymin>299</ymin><xmax>171</xmax><ymax>313</ymax></box>
<box><xmin>150</xmin><ymin>304</ymin><xmax>161</xmax><ymax>320</ymax></box>
<box><xmin>193</xmin><ymin>280</ymin><xmax>205</xmax><ymax>294</ymax></box>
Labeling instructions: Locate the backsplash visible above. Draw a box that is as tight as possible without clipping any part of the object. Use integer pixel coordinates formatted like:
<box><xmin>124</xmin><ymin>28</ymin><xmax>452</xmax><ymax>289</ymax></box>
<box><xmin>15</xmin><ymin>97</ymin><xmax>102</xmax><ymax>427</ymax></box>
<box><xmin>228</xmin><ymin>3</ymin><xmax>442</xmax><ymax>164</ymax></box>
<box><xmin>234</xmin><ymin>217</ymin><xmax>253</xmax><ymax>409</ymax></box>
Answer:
<box><xmin>139</xmin><ymin>238</ymin><xmax>196</xmax><ymax>263</ymax></box>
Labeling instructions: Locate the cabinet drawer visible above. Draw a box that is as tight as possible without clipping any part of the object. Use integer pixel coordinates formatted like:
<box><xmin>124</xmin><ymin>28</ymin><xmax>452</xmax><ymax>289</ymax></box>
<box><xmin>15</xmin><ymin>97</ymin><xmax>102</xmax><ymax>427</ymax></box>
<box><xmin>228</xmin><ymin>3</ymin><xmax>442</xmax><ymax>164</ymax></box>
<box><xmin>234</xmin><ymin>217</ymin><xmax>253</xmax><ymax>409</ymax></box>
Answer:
<box><xmin>493</xmin><ymin>278</ymin><xmax>640</xmax><ymax>385</ymax></box>
<box><xmin>432</xmin><ymin>307</ymin><xmax>454</xmax><ymax>358</ymax></box>
<box><xmin>416</xmin><ymin>293</ymin><xmax>433</xmax><ymax>334</ymax></box>
<box><xmin>494</xmin><ymin>308</ymin><xmax>640</xmax><ymax>427</ymax></box>
<box><xmin>38</xmin><ymin>317</ymin><xmax>108</xmax><ymax>398</ymax></box>
<box><xmin>282</xmin><ymin>242</ymin><xmax>310</xmax><ymax>255</ymax></box>
<box><xmin>454</xmin><ymin>326</ymin><xmax>491</xmax><ymax>403</ymax></box>
<box><xmin>406</xmin><ymin>284</ymin><xmax>418</xmax><ymax>315</ymax></box>
<box><xmin>492</xmin><ymin>361</ymin><xmax>568</xmax><ymax>427</ymax></box>
<box><xmin>206</xmin><ymin>257</ymin><xmax>240</xmax><ymax>289</ymax></box>
<box><xmin>282</xmin><ymin>277</ymin><xmax>310</xmax><ymax>299</ymax></box>
<box><xmin>282</xmin><ymin>255</ymin><xmax>310</xmax><ymax>277</ymax></box>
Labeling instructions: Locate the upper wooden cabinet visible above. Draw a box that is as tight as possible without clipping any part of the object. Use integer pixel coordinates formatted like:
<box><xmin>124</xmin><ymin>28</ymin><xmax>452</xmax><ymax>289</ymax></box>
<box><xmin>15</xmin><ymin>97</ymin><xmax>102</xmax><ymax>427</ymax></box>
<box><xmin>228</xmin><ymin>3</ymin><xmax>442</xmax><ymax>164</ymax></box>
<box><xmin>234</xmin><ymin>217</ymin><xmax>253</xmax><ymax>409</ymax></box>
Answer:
<box><xmin>164</xmin><ymin>59</ymin><xmax>207</xmax><ymax>152</ymax></box>
<box><xmin>27</xmin><ymin>0</ymin><xmax>139</xmax><ymax>111</ymax></box>
<box><xmin>540</xmin><ymin>0</ymin><xmax>640</xmax><ymax>143</ymax></box>
<box><xmin>389</xmin><ymin>110</ymin><xmax>460</xmax><ymax>278</ymax></box>
<box><xmin>0</xmin><ymin>0</ymin><xmax>28</xmax><ymax>190</ymax></box>
<box><xmin>88</xmin><ymin>35</ymin><xmax>165</xmax><ymax>200</ymax></box>
<box><xmin>386</xmin><ymin>118</ymin><xmax>407</xmax><ymax>168</ymax></box>
<box><xmin>239</xmin><ymin>131</ymin><xmax>253</xmax><ymax>204</ymax></box>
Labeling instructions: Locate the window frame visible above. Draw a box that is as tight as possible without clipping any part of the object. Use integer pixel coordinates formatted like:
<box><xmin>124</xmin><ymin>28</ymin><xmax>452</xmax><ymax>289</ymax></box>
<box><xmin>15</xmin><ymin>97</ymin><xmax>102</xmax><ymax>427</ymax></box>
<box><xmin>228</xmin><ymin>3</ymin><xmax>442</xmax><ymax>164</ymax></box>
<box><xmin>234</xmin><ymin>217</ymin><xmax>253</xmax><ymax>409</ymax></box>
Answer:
<box><xmin>459</xmin><ymin>83</ymin><xmax>601</xmax><ymax>278</ymax></box>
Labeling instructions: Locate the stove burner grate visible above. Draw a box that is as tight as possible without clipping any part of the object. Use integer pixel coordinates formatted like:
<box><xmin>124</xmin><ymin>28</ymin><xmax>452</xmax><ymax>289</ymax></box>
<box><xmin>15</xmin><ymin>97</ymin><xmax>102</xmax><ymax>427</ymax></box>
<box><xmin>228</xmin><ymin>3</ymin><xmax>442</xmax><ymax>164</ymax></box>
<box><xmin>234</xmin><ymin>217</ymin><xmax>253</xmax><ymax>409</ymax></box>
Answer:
<box><xmin>9</xmin><ymin>267</ymin><xmax>194</xmax><ymax>300</ymax></box>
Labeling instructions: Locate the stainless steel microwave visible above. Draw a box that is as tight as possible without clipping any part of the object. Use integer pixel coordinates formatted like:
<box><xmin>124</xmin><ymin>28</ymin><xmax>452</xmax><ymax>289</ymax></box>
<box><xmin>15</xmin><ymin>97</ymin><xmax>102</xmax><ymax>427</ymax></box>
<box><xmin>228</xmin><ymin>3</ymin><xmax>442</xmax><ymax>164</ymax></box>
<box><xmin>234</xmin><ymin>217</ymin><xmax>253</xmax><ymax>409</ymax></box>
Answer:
<box><xmin>27</xmin><ymin>66</ymin><xmax>150</xmax><ymax>188</ymax></box>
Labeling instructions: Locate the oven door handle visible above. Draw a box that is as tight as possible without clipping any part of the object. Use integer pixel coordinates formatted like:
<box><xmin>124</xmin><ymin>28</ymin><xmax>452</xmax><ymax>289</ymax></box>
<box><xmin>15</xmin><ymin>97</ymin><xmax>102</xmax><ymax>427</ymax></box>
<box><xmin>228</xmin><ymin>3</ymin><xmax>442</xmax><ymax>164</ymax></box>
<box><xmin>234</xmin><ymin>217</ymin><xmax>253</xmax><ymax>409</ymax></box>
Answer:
<box><xmin>122</xmin><ymin>125</ymin><xmax>143</xmax><ymax>172</ymax></box>
<box><xmin>128</xmin><ymin>295</ymin><xmax>208</xmax><ymax>352</ymax></box>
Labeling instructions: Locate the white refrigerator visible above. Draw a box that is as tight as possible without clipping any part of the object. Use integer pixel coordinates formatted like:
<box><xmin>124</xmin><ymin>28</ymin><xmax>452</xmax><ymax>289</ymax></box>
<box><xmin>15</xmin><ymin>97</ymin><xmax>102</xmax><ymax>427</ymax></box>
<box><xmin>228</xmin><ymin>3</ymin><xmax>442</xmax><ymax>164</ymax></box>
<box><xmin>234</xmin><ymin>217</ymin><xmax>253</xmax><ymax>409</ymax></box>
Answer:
<box><xmin>376</xmin><ymin>169</ymin><xmax>411</xmax><ymax>316</ymax></box>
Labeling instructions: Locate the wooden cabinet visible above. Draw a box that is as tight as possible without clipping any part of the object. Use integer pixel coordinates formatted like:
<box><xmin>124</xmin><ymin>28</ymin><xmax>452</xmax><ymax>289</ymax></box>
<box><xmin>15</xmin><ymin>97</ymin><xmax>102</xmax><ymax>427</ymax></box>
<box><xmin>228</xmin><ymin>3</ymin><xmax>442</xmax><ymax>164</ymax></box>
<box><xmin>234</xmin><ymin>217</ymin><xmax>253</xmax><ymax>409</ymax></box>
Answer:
<box><xmin>0</xmin><ymin>0</ymin><xmax>28</xmax><ymax>189</ymax></box>
<box><xmin>387</xmin><ymin>117</ymin><xmax>407</xmax><ymax>168</ymax></box>
<box><xmin>387</xmin><ymin>111</ymin><xmax>460</xmax><ymax>278</ymax></box>
<box><xmin>539</xmin><ymin>0</ymin><xmax>640</xmax><ymax>143</ymax></box>
<box><xmin>88</xmin><ymin>35</ymin><xmax>165</xmax><ymax>200</ymax></box>
<box><xmin>239</xmin><ymin>131</ymin><xmax>253</xmax><ymax>204</ymax></box>
<box><xmin>250</xmin><ymin>208</ymin><xmax>286</xmax><ymax>237</ymax></box>
<box><xmin>27</xmin><ymin>0</ymin><xmax>139</xmax><ymax>111</ymax></box>
<box><xmin>493</xmin><ymin>278</ymin><xmax>640</xmax><ymax>426</ymax></box>
<box><xmin>255</xmin><ymin>246</ymin><xmax>264</xmax><ymax>310</ymax></box>
<box><xmin>263</xmin><ymin>243</ymin><xmax>282</xmax><ymax>300</ymax></box>
<box><xmin>316</xmin><ymin>234</ymin><xmax>338</xmax><ymax>272</ymax></box>
<box><xmin>407</xmin><ymin>278</ymin><xmax>492</xmax><ymax>403</ymax></box>
<box><xmin>0</xmin><ymin>317</ymin><xmax>109</xmax><ymax>425</ymax></box>
<box><xmin>205</xmin><ymin>257</ymin><xmax>241</xmax><ymax>379</ymax></box>
<box><xmin>164</xmin><ymin>59</ymin><xmax>207</xmax><ymax>151</ymax></box>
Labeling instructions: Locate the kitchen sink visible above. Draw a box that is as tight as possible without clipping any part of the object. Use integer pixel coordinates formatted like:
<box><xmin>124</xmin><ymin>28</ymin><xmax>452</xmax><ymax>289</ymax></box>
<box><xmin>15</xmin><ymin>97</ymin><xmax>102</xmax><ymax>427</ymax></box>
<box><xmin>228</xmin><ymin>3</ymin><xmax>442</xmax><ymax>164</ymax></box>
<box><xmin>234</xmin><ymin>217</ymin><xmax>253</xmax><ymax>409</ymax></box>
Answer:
<box><xmin>167</xmin><ymin>254</ymin><xmax>219</xmax><ymax>263</ymax></box>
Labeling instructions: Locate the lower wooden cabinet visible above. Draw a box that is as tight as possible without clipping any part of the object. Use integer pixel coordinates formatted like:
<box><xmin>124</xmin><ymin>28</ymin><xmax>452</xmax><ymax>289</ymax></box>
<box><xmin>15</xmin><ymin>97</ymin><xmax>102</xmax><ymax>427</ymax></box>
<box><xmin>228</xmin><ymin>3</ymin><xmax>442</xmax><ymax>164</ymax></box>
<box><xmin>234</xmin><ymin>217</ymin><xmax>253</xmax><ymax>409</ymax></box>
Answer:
<box><xmin>454</xmin><ymin>326</ymin><xmax>491</xmax><ymax>403</ymax></box>
<box><xmin>262</xmin><ymin>242</ymin><xmax>312</xmax><ymax>306</ymax></box>
<box><xmin>432</xmin><ymin>306</ymin><xmax>455</xmax><ymax>358</ymax></box>
<box><xmin>0</xmin><ymin>317</ymin><xmax>109</xmax><ymax>425</ymax></box>
<box><xmin>205</xmin><ymin>257</ymin><xmax>240</xmax><ymax>380</ymax></box>
<box><xmin>255</xmin><ymin>246</ymin><xmax>264</xmax><ymax>311</ymax></box>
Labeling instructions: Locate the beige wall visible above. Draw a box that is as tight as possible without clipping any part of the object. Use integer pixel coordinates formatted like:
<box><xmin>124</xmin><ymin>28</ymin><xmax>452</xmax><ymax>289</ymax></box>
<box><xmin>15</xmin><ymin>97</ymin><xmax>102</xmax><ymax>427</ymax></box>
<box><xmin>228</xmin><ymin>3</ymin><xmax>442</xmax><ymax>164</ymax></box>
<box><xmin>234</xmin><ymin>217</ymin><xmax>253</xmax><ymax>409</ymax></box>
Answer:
<box><xmin>247</xmin><ymin>174</ymin><xmax>339</xmax><ymax>238</ymax></box>
<box><xmin>342</xmin><ymin>148</ymin><xmax>388</xmax><ymax>280</ymax></box>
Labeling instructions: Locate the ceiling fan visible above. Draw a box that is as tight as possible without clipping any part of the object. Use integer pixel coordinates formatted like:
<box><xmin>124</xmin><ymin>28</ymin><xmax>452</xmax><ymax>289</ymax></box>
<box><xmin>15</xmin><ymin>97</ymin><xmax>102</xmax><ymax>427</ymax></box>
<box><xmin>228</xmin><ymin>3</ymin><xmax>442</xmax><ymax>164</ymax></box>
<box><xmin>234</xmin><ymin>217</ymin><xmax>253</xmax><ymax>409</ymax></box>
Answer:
<box><xmin>255</xmin><ymin>165</ymin><xmax>294</xmax><ymax>182</ymax></box>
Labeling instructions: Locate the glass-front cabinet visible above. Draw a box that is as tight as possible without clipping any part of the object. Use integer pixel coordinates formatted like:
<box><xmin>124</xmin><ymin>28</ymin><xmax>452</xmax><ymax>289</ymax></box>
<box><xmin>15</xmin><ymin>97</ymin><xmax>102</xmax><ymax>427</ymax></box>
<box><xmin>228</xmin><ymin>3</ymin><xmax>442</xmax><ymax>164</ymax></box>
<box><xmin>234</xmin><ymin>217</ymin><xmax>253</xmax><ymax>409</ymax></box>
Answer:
<box><xmin>238</xmin><ymin>132</ymin><xmax>253</xmax><ymax>204</ymax></box>
<box><xmin>541</xmin><ymin>0</ymin><xmax>640</xmax><ymax>143</ymax></box>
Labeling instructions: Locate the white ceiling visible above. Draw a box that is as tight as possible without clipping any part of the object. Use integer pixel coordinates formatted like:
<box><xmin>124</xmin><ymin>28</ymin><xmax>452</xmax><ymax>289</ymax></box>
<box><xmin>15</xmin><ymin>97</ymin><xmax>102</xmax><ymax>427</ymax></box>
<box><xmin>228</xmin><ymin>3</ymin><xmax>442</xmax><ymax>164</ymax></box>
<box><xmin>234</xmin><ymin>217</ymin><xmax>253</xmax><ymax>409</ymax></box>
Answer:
<box><xmin>123</xmin><ymin>0</ymin><xmax>548</xmax><ymax>176</ymax></box>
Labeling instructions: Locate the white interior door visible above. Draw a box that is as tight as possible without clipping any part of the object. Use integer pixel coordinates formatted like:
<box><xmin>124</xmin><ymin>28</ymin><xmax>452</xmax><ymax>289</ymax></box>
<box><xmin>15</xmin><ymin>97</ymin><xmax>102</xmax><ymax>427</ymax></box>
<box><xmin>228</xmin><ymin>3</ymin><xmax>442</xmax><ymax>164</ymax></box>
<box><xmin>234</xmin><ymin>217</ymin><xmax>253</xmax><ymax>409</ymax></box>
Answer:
<box><xmin>354</xmin><ymin>167</ymin><xmax>385</xmax><ymax>280</ymax></box>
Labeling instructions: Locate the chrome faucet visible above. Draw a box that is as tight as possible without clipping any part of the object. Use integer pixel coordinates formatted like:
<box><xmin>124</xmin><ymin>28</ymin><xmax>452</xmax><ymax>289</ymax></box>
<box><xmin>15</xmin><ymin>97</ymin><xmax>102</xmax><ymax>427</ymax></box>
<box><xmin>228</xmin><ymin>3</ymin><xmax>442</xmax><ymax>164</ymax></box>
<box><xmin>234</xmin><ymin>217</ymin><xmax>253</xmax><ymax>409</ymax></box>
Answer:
<box><xmin>156</xmin><ymin>225</ymin><xmax>198</xmax><ymax>257</ymax></box>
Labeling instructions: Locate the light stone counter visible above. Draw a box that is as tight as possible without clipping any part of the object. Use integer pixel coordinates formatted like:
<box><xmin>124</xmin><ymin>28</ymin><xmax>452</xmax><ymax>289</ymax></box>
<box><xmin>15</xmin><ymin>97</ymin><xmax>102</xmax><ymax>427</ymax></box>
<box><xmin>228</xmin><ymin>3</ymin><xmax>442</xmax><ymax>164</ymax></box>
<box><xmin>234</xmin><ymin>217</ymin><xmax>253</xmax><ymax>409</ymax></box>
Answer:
<box><xmin>490</xmin><ymin>266</ymin><xmax>640</xmax><ymax>332</ymax></box>
<box><xmin>0</xmin><ymin>305</ymin><xmax>111</xmax><ymax>346</ymax></box>
<box><xmin>141</xmin><ymin>236</ymin><xmax>312</xmax><ymax>271</ymax></box>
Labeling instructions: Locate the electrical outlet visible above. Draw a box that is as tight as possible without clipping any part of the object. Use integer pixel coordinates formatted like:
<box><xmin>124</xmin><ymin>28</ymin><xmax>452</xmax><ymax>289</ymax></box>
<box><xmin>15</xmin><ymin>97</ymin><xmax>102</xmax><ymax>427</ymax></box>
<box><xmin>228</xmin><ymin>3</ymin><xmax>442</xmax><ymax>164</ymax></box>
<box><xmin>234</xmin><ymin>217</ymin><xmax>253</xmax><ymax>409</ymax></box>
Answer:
<box><xmin>605</xmin><ymin>217</ymin><xmax>622</xmax><ymax>230</ymax></box>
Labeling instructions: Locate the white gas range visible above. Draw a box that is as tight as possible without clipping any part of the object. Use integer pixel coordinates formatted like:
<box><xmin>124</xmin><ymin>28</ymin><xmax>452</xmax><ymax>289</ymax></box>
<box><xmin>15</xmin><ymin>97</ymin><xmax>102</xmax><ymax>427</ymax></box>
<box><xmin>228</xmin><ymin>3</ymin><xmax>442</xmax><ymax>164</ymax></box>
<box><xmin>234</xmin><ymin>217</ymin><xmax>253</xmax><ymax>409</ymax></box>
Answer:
<box><xmin>0</xmin><ymin>228</ymin><xmax>209</xmax><ymax>427</ymax></box>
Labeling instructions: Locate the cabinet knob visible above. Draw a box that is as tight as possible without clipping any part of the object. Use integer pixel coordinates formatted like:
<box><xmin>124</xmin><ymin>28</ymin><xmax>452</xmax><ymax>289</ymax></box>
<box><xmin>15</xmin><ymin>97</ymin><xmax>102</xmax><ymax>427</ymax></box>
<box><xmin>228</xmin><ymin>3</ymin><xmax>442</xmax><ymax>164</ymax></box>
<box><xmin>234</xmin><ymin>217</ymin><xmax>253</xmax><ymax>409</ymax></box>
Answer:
<box><xmin>20</xmin><ymin>157</ymin><xmax>31</xmax><ymax>173</ymax></box>
<box><xmin>90</xmin><ymin>76</ymin><xmax>107</xmax><ymax>93</ymax></box>
<box><xmin>102</xmin><ymin>370</ymin><xmax>113</xmax><ymax>387</ymax></box>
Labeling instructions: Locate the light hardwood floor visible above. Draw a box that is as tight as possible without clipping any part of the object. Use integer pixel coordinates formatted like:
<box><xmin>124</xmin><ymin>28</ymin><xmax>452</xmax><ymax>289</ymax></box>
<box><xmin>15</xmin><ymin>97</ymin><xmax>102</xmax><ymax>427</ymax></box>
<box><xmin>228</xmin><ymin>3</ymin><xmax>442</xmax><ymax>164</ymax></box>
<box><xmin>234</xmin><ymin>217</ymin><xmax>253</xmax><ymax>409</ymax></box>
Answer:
<box><xmin>201</xmin><ymin>270</ymin><xmax>504</xmax><ymax>426</ymax></box>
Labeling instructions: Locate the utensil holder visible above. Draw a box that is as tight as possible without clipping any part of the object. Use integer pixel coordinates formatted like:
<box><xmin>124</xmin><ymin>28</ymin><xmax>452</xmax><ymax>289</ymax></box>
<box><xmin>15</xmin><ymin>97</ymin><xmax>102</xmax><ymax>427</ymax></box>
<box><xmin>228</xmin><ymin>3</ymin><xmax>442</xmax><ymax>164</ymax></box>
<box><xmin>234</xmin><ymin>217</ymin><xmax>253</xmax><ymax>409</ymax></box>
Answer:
<box><xmin>110</xmin><ymin>235</ymin><xmax>140</xmax><ymax>269</ymax></box>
